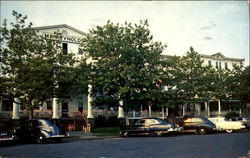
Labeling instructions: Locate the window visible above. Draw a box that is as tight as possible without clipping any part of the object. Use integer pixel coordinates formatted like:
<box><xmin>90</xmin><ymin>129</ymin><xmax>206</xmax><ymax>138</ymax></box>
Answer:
<box><xmin>78</xmin><ymin>47</ymin><xmax>83</xmax><ymax>55</ymax></box>
<box><xmin>215</xmin><ymin>62</ymin><xmax>218</xmax><ymax>68</ymax></box>
<box><xmin>62</xmin><ymin>43</ymin><xmax>68</xmax><ymax>54</ymax></box>
<box><xmin>2</xmin><ymin>100</ymin><xmax>12</xmax><ymax>111</ymax></box>
<box><xmin>208</xmin><ymin>61</ymin><xmax>212</xmax><ymax>66</ymax></box>
<box><xmin>184</xmin><ymin>118</ymin><xmax>192</xmax><ymax>123</ymax></box>
<box><xmin>78</xmin><ymin>102</ymin><xmax>83</xmax><ymax>112</ymax></box>
<box><xmin>145</xmin><ymin>119</ymin><xmax>156</xmax><ymax>125</ymax></box>
<box><xmin>46</xmin><ymin>101</ymin><xmax>52</xmax><ymax>110</ymax></box>
<box><xmin>135</xmin><ymin>120</ymin><xmax>145</xmax><ymax>125</ymax></box>
<box><xmin>62</xmin><ymin>102</ymin><xmax>68</xmax><ymax>112</ymax></box>
<box><xmin>225</xmin><ymin>63</ymin><xmax>228</xmax><ymax>69</ymax></box>
<box><xmin>232</xmin><ymin>63</ymin><xmax>237</xmax><ymax>68</ymax></box>
<box><xmin>219</xmin><ymin>62</ymin><xmax>221</xmax><ymax>69</ymax></box>
<box><xmin>192</xmin><ymin>118</ymin><xmax>203</xmax><ymax>123</ymax></box>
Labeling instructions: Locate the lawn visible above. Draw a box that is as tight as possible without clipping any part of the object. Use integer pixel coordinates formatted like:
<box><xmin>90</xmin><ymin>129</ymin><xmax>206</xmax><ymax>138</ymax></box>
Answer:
<box><xmin>92</xmin><ymin>127</ymin><xmax>120</xmax><ymax>136</ymax></box>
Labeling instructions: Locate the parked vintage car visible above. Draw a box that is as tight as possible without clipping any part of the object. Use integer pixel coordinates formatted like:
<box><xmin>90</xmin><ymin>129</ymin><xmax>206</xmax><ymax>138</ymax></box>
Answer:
<box><xmin>16</xmin><ymin>119</ymin><xmax>67</xmax><ymax>143</ymax></box>
<box><xmin>229</xmin><ymin>116</ymin><xmax>250</xmax><ymax>129</ymax></box>
<box><xmin>208</xmin><ymin>117</ymin><xmax>245</xmax><ymax>133</ymax></box>
<box><xmin>181</xmin><ymin>116</ymin><xmax>216</xmax><ymax>134</ymax></box>
<box><xmin>120</xmin><ymin>117</ymin><xmax>183</xmax><ymax>137</ymax></box>
<box><xmin>0</xmin><ymin>123</ymin><xmax>18</xmax><ymax>144</ymax></box>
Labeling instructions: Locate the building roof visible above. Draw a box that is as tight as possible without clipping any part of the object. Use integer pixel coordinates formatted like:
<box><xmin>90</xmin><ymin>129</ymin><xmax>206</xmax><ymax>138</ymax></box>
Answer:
<box><xmin>32</xmin><ymin>24</ymin><xmax>87</xmax><ymax>36</ymax></box>
<box><xmin>199</xmin><ymin>52</ymin><xmax>244</xmax><ymax>62</ymax></box>
<box><xmin>162</xmin><ymin>52</ymin><xmax>244</xmax><ymax>62</ymax></box>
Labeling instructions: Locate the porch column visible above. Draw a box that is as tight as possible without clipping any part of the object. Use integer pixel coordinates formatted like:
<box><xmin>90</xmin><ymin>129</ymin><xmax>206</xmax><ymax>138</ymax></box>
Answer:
<box><xmin>132</xmin><ymin>110</ymin><xmax>136</xmax><ymax>118</ymax></box>
<box><xmin>12</xmin><ymin>98</ymin><xmax>20</xmax><ymax>119</ymax></box>
<box><xmin>0</xmin><ymin>98</ymin><xmax>2</xmax><ymax>112</ymax></box>
<box><xmin>52</xmin><ymin>97</ymin><xmax>60</xmax><ymax>119</ymax></box>
<box><xmin>118</xmin><ymin>100</ymin><xmax>125</xmax><ymax>118</ymax></box>
<box><xmin>182</xmin><ymin>104</ymin><xmax>185</xmax><ymax>116</ymax></box>
<box><xmin>205</xmin><ymin>102</ymin><xmax>210</xmax><ymax>117</ymax></box>
<box><xmin>218</xmin><ymin>100</ymin><xmax>221</xmax><ymax>116</ymax></box>
<box><xmin>166</xmin><ymin>107</ymin><xmax>169</xmax><ymax>117</ymax></box>
<box><xmin>162</xmin><ymin>107</ymin><xmax>165</xmax><ymax>119</ymax></box>
<box><xmin>149</xmin><ymin>105</ymin><xmax>152</xmax><ymax>117</ymax></box>
<box><xmin>87</xmin><ymin>84</ymin><xmax>94</xmax><ymax>118</ymax></box>
<box><xmin>195</xmin><ymin>103</ymin><xmax>201</xmax><ymax>116</ymax></box>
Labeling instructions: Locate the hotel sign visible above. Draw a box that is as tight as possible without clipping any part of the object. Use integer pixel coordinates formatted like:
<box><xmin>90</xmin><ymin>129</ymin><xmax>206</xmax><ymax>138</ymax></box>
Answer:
<box><xmin>43</xmin><ymin>32</ymin><xmax>84</xmax><ymax>44</ymax></box>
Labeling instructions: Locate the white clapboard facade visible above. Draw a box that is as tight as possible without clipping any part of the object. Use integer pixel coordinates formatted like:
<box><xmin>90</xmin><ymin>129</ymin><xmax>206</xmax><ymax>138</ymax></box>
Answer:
<box><xmin>34</xmin><ymin>24</ymin><xmax>89</xmax><ymax>118</ymax></box>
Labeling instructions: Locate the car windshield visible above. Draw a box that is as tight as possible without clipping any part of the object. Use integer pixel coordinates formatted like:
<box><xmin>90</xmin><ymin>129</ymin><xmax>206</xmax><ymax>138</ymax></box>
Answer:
<box><xmin>39</xmin><ymin>119</ymin><xmax>54</xmax><ymax>126</ymax></box>
<box><xmin>155</xmin><ymin>118</ymin><xmax>166</xmax><ymax>124</ymax></box>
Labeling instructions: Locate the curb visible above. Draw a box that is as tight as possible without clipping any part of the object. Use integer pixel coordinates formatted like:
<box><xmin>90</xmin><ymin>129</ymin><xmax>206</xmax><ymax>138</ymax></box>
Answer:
<box><xmin>65</xmin><ymin>133</ymin><xmax>120</xmax><ymax>142</ymax></box>
<box><xmin>65</xmin><ymin>136</ymin><xmax>120</xmax><ymax>142</ymax></box>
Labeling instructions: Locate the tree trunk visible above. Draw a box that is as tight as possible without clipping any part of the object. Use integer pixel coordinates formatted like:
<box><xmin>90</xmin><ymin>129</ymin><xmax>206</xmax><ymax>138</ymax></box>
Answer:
<box><xmin>28</xmin><ymin>103</ymin><xmax>33</xmax><ymax>119</ymax></box>
<box><xmin>125</xmin><ymin>111</ymin><xmax>130</xmax><ymax>126</ymax></box>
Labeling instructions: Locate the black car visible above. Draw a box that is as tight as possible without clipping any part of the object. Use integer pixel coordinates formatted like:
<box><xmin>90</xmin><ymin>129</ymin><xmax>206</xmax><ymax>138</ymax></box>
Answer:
<box><xmin>16</xmin><ymin>119</ymin><xmax>67</xmax><ymax>143</ymax></box>
<box><xmin>120</xmin><ymin>117</ymin><xmax>183</xmax><ymax>137</ymax></box>
<box><xmin>0</xmin><ymin>123</ymin><xmax>18</xmax><ymax>145</ymax></box>
<box><xmin>181</xmin><ymin>116</ymin><xmax>216</xmax><ymax>134</ymax></box>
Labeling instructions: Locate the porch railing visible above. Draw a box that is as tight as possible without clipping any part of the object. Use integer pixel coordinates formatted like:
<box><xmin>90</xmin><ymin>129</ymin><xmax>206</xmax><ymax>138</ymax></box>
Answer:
<box><xmin>0</xmin><ymin>110</ymin><xmax>242</xmax><ymax>119</ymax></box>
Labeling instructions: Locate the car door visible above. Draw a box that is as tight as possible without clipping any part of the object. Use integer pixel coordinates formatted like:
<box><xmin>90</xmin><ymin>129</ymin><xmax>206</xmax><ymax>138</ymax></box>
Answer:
<box><xmin>183</xmin><ymin>118</ymin><xmax>194</xmax><ymax>131</ymax></box>
<box><xmin>145</xmin><ymin>119</ymin><xmax>157</xmax><ymax>132</ymax></box>
<box><xmin>132</xmin><ymin>119</ymin><xmax>147</xmax><ymax>134</ymax></box>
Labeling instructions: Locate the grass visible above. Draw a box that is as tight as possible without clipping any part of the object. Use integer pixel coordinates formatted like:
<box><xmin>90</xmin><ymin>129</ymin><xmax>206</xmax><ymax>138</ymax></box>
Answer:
<box><xmin>68</xmin><ymin>135</ymin><xmax>80</xmax><ymax>139</ymax></box>
<box><xmin>92</xmin><ymin>127</ymin><xmax>120</xmax><ymax>137</ymax></box>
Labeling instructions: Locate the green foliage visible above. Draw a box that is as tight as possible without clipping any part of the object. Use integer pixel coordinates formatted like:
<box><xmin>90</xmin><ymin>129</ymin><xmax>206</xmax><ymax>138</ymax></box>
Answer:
<box><xmin>0</xmin><ymin>11</ymin><xmax>77</xmax><ymax>118</ymax></box>
<box><xmin>225</xmin><ymin>111</ymin><xmax>240</xmax><ymax>120</ymax></box>
<box><xmin>225</xmin><ymin>65</ymin><xmax>250</xmax><ymax>114</ymax></box>
<box><xmin>82</xmin><ymin>20</ymin><xmax>166</xmax><ymax>110</ymax></box>
<box><xmin>165</xmin><ymin>47</ymin><xmax>213</xmax><ymax>104</ymax></box>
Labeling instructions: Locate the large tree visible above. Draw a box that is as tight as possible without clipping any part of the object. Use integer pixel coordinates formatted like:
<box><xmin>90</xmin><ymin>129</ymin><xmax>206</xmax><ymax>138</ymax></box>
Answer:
<box><xmin>226</xmin><ymin>65</ymin><xmax>250</xmax><ymax>114</ymax></box>
<box><xmin>82</xmin><ymin>20</ymin><xmax>166</xmax><ymax>111</ymax></box>
<box><xmin>166</xmin><ymin>47</ymin><xmax>213</xmax><ymax>105</ymax></box>
<box><xmin>0</xmin><ymin>11</ymin><xmax>76</xmax><ymax>118</ymax></box>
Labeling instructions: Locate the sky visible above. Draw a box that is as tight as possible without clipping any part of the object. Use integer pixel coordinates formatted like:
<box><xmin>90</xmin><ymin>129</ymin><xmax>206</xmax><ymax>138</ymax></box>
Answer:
<box><xmin>1</xmin><ymin>1</ymin><xmax>249</xmax><ymax>66</ymax></box>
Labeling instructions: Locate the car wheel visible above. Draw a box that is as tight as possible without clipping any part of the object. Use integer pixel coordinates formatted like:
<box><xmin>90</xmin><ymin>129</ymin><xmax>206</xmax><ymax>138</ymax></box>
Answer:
<box><xmin>198</xmin><ymin>128</ymin><xmax>206</xmax><ymax>135</ymax></box>
<box><xmin>226</xmin><ymin>129</ymin><xmax>233</xmax><ymax>133</ymax></box>
<box><xmin>122</xmin><ymin>131</ymin><xmax>129</xmax><ymax>137</ymax></box>
<box><xmin>36</xmin><ymin>134</ymin><xmax>45</xmax><ymax>144</ymax></box>
<box><xmin>156</xmin><ymin>132</ymin><xmax>163</xmax><ymax>137</ymax></box>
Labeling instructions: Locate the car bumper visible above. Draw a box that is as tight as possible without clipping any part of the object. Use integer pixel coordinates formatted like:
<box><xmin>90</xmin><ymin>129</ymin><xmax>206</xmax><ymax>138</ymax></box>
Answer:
<box><xmin>168</xmin><ymin>127</ymin><xmax>183</xmax><ymax>132</ymax></box>
<box><xmin>50</xmin><ymin>135</ymin><xmax>67</xmax><ymax>138</ymax></box>
<box><xmin>0</xmin><ymin>137</ymin><xmax>15</xmax><ymax>141</ymax></box>
<box><xmin>0</xmin><ymin>135</ymin><xmax>18</xmax><ymax>142</ymax></box>
<box><xmin>175</xmin><ymin>127</ymin><xmax>184</xmax><ymax>132</ymax></box>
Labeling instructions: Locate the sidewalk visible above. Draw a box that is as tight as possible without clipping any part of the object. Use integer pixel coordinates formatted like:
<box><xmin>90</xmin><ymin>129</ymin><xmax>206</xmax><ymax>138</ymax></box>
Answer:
<box><xmin>66</xmin><ymin>131</ymin><xmax>119</xmax><ymax>141</ymax></box>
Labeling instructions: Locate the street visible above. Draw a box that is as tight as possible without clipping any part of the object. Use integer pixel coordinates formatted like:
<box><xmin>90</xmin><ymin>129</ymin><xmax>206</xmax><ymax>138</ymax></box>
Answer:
<box><xmin>0</xmin><ymin>132</ymin><xmax>249</xmax><ymax>158</ymax></box>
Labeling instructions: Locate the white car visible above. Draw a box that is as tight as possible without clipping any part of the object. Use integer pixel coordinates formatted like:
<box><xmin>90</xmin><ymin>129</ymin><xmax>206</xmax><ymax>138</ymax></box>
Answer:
<box><xmin>230</xmin><ymin>116</ymin><xmax>250</xmax><ymax>129</ymax></box>
<box><xmin>208</xmin><ymin>117</ymin><xmax>245</xmax><ymax>133</ymax></box>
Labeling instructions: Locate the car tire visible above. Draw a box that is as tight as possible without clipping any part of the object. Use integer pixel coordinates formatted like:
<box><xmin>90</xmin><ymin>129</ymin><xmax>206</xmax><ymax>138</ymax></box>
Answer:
<box><xmin>36</xmin><ymin>133</ymin><xmax>45</xmax><ymax>144</ymax></box>
<box><xmin>156</xmin><ymin>132</ymin><xmax>163</xmax><ymax>137</ymax></box>
<box><xmin>197</xmin><ymin>127</ymin><xmax>206</xmax><ymax>135</ymax></box>
<box><xmin>226</xmin><ymin>129</ymin><xmax>233</xmax><ymax>133</ymax></box>
<box><xmin>122</xmin><ymin>131</ymin><xmax>129</xmax><ymax>137</ymax></box>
